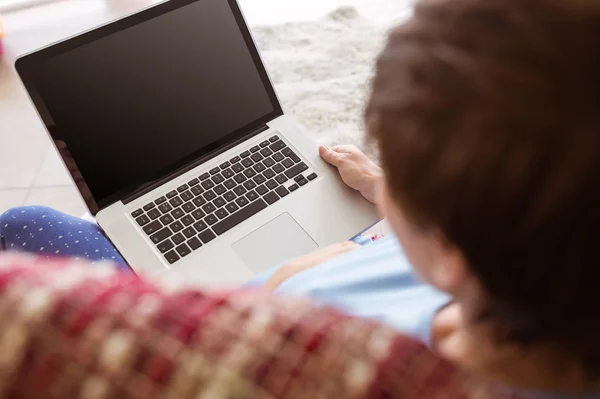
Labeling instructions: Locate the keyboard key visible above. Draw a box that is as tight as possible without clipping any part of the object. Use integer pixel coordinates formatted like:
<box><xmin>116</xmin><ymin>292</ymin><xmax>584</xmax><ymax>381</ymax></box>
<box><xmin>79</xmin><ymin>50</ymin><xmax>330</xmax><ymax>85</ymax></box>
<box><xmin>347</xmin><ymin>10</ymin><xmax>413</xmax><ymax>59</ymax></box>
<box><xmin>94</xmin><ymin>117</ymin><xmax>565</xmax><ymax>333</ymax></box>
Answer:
<box><xmin>203</xmin><ymin>190</ymin><xmax>216</xmax><ymax>201</ymax></box>
<box><xmin>220</xmin><ymin>161</ymin><xmax>231</xmax><ymax>169</ymax></box>
<box><xmin>234</xmin><ymin>174</ymin><xmax>247</xmax><ymax>184</ymax></box>
<box><xmin>188</xmin><ymin>178</ymin><xmax>199</xmax><ymax>186</ymax></box>
<box><xmin>182</xmin><ymin>202</ymin><xmax>195</xmax><ymax>213</ymax></box>
<box><xmin>181</xmin><ymin>191</ymin><xmax>194</xmax><ymax>202</ymax></box>
<box><xmin>170</xmin><ymin>197</ymin><xmax>183</xmax><ymax>207</ymax></box>
<box><xmin>284</xmin><ymin>162</ymin><xmax>308</xmax><ymax>179</ymax></box>
<box><xmin>276</xmin><ymin>186</ymin><xmax>290</xmax><ymax>198</ymax></box>
<box><xmin>182</xmin><ymin>227</ymin><xmax>196</xmax><ymax>238</ymax></box>
<box><xmin>253</xmin><ymin>174</ymin><xmax>266</xmax><ymax>184</ymax></box>
<box><xmin>269</xmin><ymin>140</ymin><xmax>286</xmax><ymax>152</ymax></box>
<box><xmin>132</xmin><ymin>209</ymin><xmax>143</xmax><ymax>218</ymax></box>
<box><xmin>234</xmin><ymin>186</ymin><xmax>247</xmax><ymax>196</ymax></box>
<box><xmin>241</xmin><ymin>158</ymin><xmax>253</xmax><ymax>168</ymax></box>
<box><xmin>136</xmin><ymin>214</ymin><xmax>150</xmax><ymax>227</ymax></box>
<box><xmin>298</xmin><ymin>178</ymin><xmax>308</xmax><ymax>186</ymax></box>
<box><xmin>232</xmin><ymin>163</ymin><xmax>244</xmax><ymax>173</ymax></box>
<box><xmin>171</xmin><ymin>208</ymin><xmax>184</xmax><ymax>219</ymax></box>
<box><xmin>201</xmin><ymin>180</ymin><xmax>215</xmax><ymax>190</ymax></box>
<box><xmin>250</xmin><ymin>145</ymin><xmax>260</xmax><ymax>153</ymax></box>
<box><xmin>273</xmin><ymin>153</ymin><xmax>284</xmax><ymax>162</ymax></box>
<box><xmin>215</xmin><ymin>208</ymin><xmax>229</xmax><ymax>220</ymax></box>
<box><xmin>199</xmin><ymin>229</ymin><xmax>216</xmax><ymax>244</ymax></box>
<box><xmin>170</xmin><ymin>221</ymin><xmax>184</xmax><ymax>233</ymax></box>
<box><xmin>193</xmin><ymin>197</ymin><xmax>207</xmax><ymax>207</ymax></box>
<box><xmin>244</xmin><ymin>180</ymin><xmax>257</xmax><ymax>190</ymax></box>
<box><xmin>212</xmin><ymin>174</ymin><xmax>224</xmax><ymax>184</ymax></box>
<box><xmin>224</xmin><ymin>179</ymin><xmax>236</xmax><ymax>189</ymax></box>
<box><xmin>224</xmin><ymin>191</ymin><xmax>236</xmax><ymax>202</ymax></box>
<box><xmin>236</xmin><ymin>196</ymin><xmax>249</xmax><ymax>207</ymax></box>
<box><xmin>157</xmin><ymin>239</ymin><xmax>174</xmax><ymax>253</ymax></box>
<box><xmin>143</xmin><ymin>221</ymin><xmax>162</xmax><ymax>235</ymax></box>
<box><xmin>251</xmin><ymin>153</ymin><xmax>263</xmax><ymax>162</ymax></box>
<box><xmin>214</xmin><ymin>184</ymin><xmax>226</xmax><ymax>195</ymax></box>
<box><xmin>244</xmin><ymin>169</ymin><xmax>257</xmax><ymax>178</ymax></box>
<box><xmin>254</xmin><ymin>163</ymin><xmax>266</xmax><ymax>173</ymax></box>
<box><xmin>307</xmin><ymin>173</ymin><xmax>318</xmax><ymax>181</ymax></box>
<box><xmin>260</xmin><ymin>148</ymin><xmax>273</xmax><ymax>157</ymax></box>
<box><xmin>205</xmin><ymin>214</ymin><xmax>219</xmax><ymax>225</ymax></box>
<box><xmin>166</xmin><ymin>190</ymin><xmax>178</xmax><ymax>198</ymax></box>
<box><xmin>282</xmin><ymin>158</ymin><xmax>294</xmax><ymax>169</ymax></box>
<box><xmin>276</xmin><ymin>174</ymin><xmax>288</xmax><ymax>184</ymax></box>
<box><xmin>289</xmin><ymin>152</ymin><xmax>301</xmax><ymax>163</ymax></box>
<box><xmin>210</xmin><ymin>167</ymin><xmax>220</xmax><ymax>175</ymax></box>
<box><xmin>246</xmin><ymin>190</ymin><xmax>259</xmax><ymax>201</ymax></box>
<box><xmin>143</xmin><ymin>203</ymin><xmax>155</xmax><ymax>211</ymax></box>
<box><xmin>266</xmin><ymin>179</ymin><xmax>278</xmax><ymax>190</ymax></box>
<box><xmin>264</xmin><ymin>169</ymin><xmax>276</xmax><ymax>179</ymax></box>
<box><xmin>150</xmin><ymin>227</ymin><xmax>172</xmax><ymax>244</ymax></box>
<box><xmin>273</xmin><ymin>164</ymin><xmax>285</xmax><ymax>174</ymax></box>
<box><xmin>159</xmin><ymin>203</ymin><xmax>173</xmax><ymax>214</ymax></box>
<box><xmin>222</xmin><ymin>168</ymin><xmax>234</xmax><ymax>178</ymax></box>
<box><xmin>188</xmin><ymin>237</ymin><xmax>202</xmax><ymax>250</ymax></box>
<box><xmin>263</xmin><ymin>157</ymin><xmax>275</xmax><ymax>167</ymax></box>
<box><xmin>181</xmin><ymin>215</ymin><xmax>195</xmax><ymax>226</ymax></box>
<box><xmin>194</xmin><ymin>220</ymin><xmax>207</xmax><ymax>232</ymax></box>
<box><xmin>199</xmin><ymin>172</ymin><xmax>210</xmax><ymax>181</ymax></box>
<box><xmin>191</xmin><ymin>185</ymin><xmax>203</xmax><ymax>196</ymax></box>
<box><xmin>155</xmin><ymin>196</ymin><xmax>167</xmax><ymax>205</ymax></box>
<box><xmin>260</xmin><ymin>140</ymin><xmax>270</xmax><ymax>148</ymax></box>
<box><xmin>226</xmin><ymin>202</ymin><xmax>239</xmax><ymax>213</ymax></box>
<box><xmin>202</xmin><ymin>203</ymin><xmax>216</xmax><ymax>214</ymax></box>
<box><xmin>230</xmin><ymin>155</ymin><xmax>241</xmax><ymax>164</ymax></box>
<box><xmin>256</xmin><ymin>185</ymin><xmax>268</xmax><ymax>196</ymax></box>
<box><xmin>177</xmin><ymin>184</ymin><xmax>189</xmax><ymax>193</ymax></box>
<box><xmin>192</xmin><ymin>209</ymin><xmax>206</xmax><ymax>220</ymax></box>
<box><xmin>148</xmin><ymin>209</ymin><xmax>161</xmax><ymax>220</ymax></box>
<box><xmin>269</xmin><ymin>135</ymin><xmax>280</xmax><ymax>142</ymax></box>
<box><xmin>264</xmin><ymin>192</ymin><xmax>280</xmax><ymax>205</ymax></box>
<box><xmin>213</xmin><ymin>197</ymin><xmax>226</xmax><ymax>208</ymax></box>
<box><xmin>160</xmin><ymin>214</ymin><xmax>174</xmax><ymax>225</ymax></box>
<box><xmin>240</xmin><ymin>150</ymin><xmax>251</xmax><ymax>158</ymax></box>
<box><xmin>294</xmin><ymin>175</ymin><xmax>305</xmax><ymax>182</ymax></box>
<box><xmin>164</xmin><ymin>250</ymin><xmax>180</xmax><ymax>264</ymax></box>
<box><xmin>289</xmin><ymin>184</ymin><xmax>299</xmax><ymax>192</ymax></box>
<box><xmin>176</xmin><ymin>243</ymin><xmax>191</xmax><ymax>258</ymax></box>
<box><xmin>213</xmin><ymin>199</ymin><xmax>268</xmax><ymax>235</ymax></box>
<box><xmin>172</xmin><ymin>233</ymin><xmax>185</xmax><ymax>245</ymax></box>
<box><xmin>282</xmin><ymin>147</ymin><xmax>294</xmax><ymax>157</ymax></box>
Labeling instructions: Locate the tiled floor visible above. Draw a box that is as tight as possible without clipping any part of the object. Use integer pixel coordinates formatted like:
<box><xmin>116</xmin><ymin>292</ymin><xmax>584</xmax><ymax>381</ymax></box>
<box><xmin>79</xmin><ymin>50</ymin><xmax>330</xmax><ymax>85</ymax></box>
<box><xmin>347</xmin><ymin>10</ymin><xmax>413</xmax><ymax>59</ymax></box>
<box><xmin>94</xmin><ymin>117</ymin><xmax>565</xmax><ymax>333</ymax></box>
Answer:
<box><xmin>0</xmin><ymin>0</ymin><xmax>409</xmax><ymax>218</ymax></box>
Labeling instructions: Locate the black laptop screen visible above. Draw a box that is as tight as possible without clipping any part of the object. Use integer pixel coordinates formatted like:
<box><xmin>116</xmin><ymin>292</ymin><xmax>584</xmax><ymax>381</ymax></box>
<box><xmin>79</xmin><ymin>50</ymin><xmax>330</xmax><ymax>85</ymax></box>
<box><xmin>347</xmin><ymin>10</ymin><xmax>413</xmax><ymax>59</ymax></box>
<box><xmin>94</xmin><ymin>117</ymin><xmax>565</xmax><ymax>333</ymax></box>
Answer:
<box><xmin>18</xmin><ymin>0</ymin><xmax>280</xmax><ymax>212</ymax></box>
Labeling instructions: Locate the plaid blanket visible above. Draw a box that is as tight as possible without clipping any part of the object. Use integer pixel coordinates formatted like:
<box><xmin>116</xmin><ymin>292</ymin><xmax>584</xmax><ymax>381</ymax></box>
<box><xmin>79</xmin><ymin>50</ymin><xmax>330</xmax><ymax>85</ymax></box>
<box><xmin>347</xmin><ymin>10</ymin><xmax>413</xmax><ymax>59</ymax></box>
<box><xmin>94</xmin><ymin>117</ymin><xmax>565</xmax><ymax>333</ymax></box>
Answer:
<box><xmin>0</xmin><ymin>253</ymin><xmax>523</xmax><ymax>398</ymax></box>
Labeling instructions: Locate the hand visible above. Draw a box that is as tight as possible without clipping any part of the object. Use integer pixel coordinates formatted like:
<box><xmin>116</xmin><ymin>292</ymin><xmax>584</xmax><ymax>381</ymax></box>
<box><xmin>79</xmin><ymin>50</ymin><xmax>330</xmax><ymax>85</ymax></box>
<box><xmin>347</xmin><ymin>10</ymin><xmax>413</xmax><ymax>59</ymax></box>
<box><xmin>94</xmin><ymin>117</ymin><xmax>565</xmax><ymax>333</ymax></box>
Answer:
<box><xmin>264</xmin><ymin>241</ymin><xmax>360</xmax><ymax>291</ymax></box>
<box><xmin>319</xmin><ymin>145</ymin><xmax>383</xmax><ymax>204</ymax></box>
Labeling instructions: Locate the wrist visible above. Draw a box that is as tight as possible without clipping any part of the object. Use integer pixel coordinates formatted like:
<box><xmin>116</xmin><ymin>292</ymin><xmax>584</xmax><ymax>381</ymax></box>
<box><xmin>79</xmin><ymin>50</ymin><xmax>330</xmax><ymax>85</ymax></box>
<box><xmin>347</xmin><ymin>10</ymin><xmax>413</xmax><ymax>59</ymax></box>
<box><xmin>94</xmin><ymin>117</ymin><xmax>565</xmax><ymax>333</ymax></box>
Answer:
<box><xmin>362</xmin><ymin>170</ymin><xmax>383</xmax><ymax>204</ymax></box>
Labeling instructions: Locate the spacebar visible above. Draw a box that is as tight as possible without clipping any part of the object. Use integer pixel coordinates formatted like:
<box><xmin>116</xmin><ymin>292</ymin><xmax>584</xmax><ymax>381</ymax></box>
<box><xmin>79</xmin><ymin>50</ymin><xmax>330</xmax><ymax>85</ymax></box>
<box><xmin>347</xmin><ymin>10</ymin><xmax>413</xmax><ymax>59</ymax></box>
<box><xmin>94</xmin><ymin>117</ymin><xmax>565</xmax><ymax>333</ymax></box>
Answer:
<box><xmin>213</xmin><ymin>199</ymin><xmax>268</xmax><ymax>236</ymax></box>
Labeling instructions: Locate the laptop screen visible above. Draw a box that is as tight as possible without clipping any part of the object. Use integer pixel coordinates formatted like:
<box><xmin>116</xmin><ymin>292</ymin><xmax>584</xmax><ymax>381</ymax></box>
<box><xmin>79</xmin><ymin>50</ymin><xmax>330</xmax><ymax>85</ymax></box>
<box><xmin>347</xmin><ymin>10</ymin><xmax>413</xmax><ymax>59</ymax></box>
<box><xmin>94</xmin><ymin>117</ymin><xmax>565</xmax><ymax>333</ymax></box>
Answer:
<box><xmin>17</xmin><ymin>0</ymin><xmax>281</xmax><ymax>212</ymax></box>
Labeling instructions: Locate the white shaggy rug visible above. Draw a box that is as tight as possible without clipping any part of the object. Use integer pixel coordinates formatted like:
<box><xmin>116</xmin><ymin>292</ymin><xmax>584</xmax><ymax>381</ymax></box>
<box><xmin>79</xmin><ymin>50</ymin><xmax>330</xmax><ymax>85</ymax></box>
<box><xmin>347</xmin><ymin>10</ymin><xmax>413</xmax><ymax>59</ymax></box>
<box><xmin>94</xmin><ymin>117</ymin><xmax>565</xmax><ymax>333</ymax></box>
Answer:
<box><xmin>252</xmin><ymin>7</ymin><xmax>388</xmax><ymax>154</ymax></box>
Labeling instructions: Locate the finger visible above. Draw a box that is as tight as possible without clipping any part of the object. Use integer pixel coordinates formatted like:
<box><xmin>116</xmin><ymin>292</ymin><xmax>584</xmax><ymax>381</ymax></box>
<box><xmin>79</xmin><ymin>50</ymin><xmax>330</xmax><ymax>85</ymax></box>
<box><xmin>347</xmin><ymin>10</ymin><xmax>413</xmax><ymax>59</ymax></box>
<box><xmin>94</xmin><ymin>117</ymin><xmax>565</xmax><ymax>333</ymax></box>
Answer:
<box><xmin>319</xmin><ymin>146</ymin><xmax>344</xmax><ymax>167</ymax></box>
<box><xmin>331</xmin><ymin>145</ymin><xmax>357</xmax><ymax>154</ymax></box>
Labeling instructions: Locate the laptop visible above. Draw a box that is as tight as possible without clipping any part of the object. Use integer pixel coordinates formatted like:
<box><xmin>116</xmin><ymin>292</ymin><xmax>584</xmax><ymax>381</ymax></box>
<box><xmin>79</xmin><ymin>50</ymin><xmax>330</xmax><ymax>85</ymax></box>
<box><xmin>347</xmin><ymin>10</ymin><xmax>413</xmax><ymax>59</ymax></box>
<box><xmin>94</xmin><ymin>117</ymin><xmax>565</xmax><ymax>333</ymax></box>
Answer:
<box><xmin>15</xmin><ymin>0</ymin><xmax>379</xmax><ymax>285</ymax></box>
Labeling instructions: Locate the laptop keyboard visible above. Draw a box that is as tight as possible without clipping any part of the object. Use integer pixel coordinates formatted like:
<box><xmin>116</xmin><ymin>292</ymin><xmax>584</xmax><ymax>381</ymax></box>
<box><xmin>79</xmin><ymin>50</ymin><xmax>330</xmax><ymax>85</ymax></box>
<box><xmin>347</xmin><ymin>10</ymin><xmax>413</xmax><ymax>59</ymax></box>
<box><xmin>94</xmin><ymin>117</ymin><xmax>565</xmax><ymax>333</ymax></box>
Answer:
<box><xmin>131</xmin><ymin>135</ymin><xmax>318</xmax><ymax>265</ymax></box>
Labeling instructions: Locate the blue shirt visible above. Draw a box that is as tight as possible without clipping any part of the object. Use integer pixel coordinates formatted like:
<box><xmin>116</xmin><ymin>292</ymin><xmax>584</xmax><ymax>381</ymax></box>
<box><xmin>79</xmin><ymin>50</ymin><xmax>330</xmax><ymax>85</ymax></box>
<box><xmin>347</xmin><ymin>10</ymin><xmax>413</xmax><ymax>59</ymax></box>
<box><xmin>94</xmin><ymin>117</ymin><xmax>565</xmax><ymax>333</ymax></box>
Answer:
<box><xmin>248</xmin><ymin>234</ymin><xmax>450</xmax><ymax>344</ymax></box>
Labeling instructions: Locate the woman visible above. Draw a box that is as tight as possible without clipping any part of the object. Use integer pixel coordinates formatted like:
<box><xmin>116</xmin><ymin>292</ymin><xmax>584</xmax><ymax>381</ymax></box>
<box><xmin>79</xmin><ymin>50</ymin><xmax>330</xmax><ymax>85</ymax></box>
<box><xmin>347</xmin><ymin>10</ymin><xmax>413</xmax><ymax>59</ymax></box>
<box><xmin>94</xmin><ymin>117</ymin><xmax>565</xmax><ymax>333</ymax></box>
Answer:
<box><xmin>1</xmin><ymin>0</ymin><xmax>600</xmax><ymax>395</ymax></box>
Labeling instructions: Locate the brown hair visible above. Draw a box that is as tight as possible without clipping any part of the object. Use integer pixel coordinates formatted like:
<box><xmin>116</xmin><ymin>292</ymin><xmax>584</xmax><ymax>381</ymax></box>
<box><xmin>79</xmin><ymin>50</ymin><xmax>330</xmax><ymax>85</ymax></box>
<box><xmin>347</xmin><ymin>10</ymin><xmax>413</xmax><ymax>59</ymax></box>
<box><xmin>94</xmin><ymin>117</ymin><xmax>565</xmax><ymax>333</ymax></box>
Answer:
<box><xmin>366</xmin><ymin>0</ymin><xmax>600</xmax><ymax>372</ymax></box>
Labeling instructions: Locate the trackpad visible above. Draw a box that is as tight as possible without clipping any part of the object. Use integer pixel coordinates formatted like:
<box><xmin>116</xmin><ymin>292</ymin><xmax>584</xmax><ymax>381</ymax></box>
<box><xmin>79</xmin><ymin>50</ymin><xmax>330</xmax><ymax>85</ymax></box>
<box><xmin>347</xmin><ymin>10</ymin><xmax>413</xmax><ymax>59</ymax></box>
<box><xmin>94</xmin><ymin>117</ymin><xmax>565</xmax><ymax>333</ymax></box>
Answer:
<box><xmin>232</xmin><ymin>213</ymin><xmax>318</xmax><ymax>273</ymax></box>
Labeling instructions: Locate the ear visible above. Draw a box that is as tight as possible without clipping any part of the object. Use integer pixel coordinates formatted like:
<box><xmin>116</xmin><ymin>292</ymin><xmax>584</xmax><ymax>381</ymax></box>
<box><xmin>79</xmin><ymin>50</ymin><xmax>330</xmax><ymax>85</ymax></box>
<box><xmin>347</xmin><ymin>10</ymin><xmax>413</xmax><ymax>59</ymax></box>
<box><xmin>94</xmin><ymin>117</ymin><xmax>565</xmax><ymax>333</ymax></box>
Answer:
<box><xmin>429</xmin><ymin>241</ymin><xmax>469</xmax><ymax>294</ymax></box>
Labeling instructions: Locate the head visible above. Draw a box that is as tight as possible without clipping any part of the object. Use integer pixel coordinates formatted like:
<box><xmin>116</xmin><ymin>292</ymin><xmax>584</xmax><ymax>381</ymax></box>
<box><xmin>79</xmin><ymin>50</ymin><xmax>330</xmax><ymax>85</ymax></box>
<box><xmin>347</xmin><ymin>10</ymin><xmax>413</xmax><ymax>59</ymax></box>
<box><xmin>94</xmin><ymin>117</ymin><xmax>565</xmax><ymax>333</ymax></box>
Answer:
<box><xmin>366</xmin><ymin>0</ymin><xmax>600</xmax><ymax>373</ymax></box>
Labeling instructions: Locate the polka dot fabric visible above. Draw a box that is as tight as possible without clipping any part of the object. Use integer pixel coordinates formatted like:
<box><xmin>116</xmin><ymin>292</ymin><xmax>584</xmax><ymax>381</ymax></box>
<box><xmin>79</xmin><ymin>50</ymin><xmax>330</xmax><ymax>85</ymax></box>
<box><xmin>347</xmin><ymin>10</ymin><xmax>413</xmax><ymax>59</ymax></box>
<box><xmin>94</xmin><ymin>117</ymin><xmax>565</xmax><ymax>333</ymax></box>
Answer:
<box><xmin>0</xmin><ymin>206</ymin><xmax>129</xmax><ymax>271</ymax></box>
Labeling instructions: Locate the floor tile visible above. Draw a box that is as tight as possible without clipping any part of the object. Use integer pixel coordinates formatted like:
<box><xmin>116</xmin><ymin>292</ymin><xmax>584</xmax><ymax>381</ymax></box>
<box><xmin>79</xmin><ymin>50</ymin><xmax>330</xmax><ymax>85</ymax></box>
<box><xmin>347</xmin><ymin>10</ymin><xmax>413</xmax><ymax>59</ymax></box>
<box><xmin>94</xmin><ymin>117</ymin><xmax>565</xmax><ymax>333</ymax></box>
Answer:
<box><xmin>0</xmin><ymin>188</ymin><xmax>29</xmax><ymax>214</ymax></box>
<box><xmin>32</xmin><ymin>146</ymin><xmax>72</xmax><ymax>187</ymax></box>
<box><xmin>24</xmin><ymin>185</ymin><xmax>88</xmax><ymax>217</ymax></box>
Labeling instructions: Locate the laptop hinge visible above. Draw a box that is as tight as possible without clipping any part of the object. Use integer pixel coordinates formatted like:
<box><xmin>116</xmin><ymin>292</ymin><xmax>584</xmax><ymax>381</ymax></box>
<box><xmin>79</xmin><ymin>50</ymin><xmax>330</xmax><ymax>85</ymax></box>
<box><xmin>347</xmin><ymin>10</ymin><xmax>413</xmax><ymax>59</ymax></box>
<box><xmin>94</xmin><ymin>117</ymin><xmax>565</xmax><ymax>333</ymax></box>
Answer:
<box><xmin>122</xmin><ymin>124</ymin><xmax>270</xmax><ymax>205</ymax></box>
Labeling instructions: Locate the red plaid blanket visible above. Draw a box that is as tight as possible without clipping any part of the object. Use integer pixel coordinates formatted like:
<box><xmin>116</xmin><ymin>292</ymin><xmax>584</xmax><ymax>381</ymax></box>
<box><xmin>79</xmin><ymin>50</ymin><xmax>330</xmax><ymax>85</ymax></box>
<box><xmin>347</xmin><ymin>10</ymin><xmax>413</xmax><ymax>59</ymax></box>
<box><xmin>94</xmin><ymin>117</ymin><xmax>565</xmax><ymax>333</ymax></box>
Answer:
<box><xmin>0</xmin><ymin>254</ymin><xmax>523</xmax><ymax>398</ymax></box>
